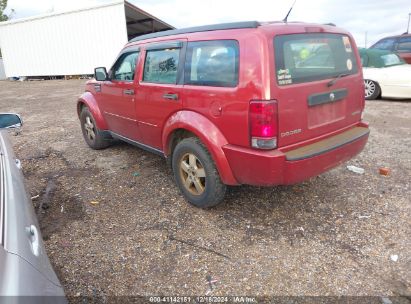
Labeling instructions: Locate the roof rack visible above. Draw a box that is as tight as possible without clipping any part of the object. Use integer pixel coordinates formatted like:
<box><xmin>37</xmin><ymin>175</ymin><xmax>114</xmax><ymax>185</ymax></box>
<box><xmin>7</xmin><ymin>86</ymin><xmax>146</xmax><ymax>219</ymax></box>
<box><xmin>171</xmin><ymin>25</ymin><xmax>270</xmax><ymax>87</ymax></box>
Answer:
<box><xmin>129</xmin><ymin>21</ymin><xmax>261</xmax><ymax>42</ymax></box>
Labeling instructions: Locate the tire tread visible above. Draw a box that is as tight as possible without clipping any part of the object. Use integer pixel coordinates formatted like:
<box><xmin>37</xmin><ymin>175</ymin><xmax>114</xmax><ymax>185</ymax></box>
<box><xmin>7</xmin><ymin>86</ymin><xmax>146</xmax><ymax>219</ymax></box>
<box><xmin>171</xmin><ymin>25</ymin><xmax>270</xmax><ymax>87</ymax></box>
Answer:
<box><xmin>80</xmin><ymin>107</ymin><xmax>111</xmax><ymax>150</ymax></box>
<box><xmin>172</xmin><ymin>137</ymin><xmax>226</xmax><ymax>208</ymax></box>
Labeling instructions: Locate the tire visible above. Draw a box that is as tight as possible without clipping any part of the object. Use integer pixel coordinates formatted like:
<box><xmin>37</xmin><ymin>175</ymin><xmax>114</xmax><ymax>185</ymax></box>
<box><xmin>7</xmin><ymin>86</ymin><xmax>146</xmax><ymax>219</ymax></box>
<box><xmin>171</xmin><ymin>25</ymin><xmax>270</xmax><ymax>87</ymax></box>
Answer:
<box><xmin>80</xmin><ymin>107</ymin><xmax>111</xmax><ymax>150</ymax></box>
<box><xmin>172</xmin><ymin>137</ymin><xmax>226</xmax><ymax>208</ymax></box>
<box><xmin>364</xmin><ymin>79</ymin><xmax>381</xmax><ymax>100</ymax></box>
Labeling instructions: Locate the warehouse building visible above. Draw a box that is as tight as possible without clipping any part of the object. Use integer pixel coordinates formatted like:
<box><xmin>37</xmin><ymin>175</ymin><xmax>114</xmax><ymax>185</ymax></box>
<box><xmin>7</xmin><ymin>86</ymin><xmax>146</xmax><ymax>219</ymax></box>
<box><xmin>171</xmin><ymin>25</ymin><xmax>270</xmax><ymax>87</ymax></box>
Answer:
<box><xmin>0</xmin><ymin>0</ymin><xmax>174</xmax><ymax>78</ymax></box>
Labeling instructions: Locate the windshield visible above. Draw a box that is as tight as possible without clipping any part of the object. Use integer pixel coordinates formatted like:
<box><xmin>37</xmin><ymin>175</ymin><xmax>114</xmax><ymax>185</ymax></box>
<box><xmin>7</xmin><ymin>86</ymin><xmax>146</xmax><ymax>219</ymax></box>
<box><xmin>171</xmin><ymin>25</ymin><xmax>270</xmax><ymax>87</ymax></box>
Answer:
<box><xmin>274</xmin><ymin>33</ymin><xmax>358</xmax><ymax>85</ymax></box>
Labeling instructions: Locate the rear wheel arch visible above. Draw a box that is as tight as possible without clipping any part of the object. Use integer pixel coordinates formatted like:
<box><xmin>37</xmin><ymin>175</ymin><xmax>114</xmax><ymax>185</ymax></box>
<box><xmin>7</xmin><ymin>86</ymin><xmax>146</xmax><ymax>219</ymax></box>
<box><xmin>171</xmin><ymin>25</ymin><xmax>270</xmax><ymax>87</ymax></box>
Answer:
<box><xmin>164</xmin><ymin>128</ymin><xmax>196</xmax><ymax>169</ymax></box>
<box><xmin>167</xmin><ymin>129</ymin><xmax>196</xmax><ymax>158</ymax></box>
<box><xmin>162</xmin><ymin>111</ymin><xmax>239</xmax><ymax>185</ymax></box>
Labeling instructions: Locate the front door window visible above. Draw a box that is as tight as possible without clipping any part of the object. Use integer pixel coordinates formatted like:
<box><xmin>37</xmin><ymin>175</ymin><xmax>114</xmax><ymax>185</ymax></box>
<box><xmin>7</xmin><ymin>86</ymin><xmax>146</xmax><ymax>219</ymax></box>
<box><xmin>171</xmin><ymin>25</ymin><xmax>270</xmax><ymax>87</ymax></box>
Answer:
<box><xmin>111</xmin><ymin>52</ymin><xmax>139</xmax><ymax>82</ymax></box>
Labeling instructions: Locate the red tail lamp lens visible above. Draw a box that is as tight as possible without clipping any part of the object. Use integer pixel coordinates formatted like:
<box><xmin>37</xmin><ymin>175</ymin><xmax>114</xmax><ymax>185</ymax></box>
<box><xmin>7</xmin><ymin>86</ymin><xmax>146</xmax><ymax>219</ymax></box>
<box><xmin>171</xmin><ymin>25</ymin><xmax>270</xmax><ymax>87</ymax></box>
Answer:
<box><xmin>249</xmin><ymin>100</ymin><xmax>278</xmax><ymax>149</ymax></box>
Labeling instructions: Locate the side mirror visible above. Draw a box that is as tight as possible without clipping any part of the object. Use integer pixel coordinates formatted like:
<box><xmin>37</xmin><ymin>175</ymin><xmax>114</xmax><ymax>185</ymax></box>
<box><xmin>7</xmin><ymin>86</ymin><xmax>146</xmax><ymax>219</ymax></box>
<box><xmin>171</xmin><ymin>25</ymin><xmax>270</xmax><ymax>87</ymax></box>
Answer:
<box><xmin>0</xmin><ymin>113</ymin><xmax>23</xmax><ymax>129</ymax></box>
<box><xmin>94</xmin><ymin>67</ymin><xmax>108</xmax><ymax>81</ymax></box>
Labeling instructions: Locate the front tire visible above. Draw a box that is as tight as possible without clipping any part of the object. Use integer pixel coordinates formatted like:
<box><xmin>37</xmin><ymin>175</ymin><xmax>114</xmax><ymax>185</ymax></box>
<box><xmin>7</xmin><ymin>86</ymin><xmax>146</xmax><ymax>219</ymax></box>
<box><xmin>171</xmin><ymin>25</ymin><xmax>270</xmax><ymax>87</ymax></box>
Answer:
<box><xmin>172</xmin><ymin>137</ymin><xmax>226</xmax><ymax>208</ymax></box>
<box><xmin>80</xmin><ymin>107</ymin><xmax>111</xmax><ymax>150</ymax></box>
<box><xmin>364</xmin><ymin>79</ymin><xmax>381</xmax><ymax>100</ymax></box>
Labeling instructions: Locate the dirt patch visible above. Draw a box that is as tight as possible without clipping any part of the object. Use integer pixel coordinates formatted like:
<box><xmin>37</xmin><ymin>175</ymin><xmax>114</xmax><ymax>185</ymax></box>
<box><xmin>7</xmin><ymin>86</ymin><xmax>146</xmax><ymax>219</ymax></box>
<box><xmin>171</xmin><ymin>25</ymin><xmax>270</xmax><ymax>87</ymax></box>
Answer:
<box><xmin>21</xmin><ymin>148</ymin><xmax>90</xmax><ymax>239</ymax></box>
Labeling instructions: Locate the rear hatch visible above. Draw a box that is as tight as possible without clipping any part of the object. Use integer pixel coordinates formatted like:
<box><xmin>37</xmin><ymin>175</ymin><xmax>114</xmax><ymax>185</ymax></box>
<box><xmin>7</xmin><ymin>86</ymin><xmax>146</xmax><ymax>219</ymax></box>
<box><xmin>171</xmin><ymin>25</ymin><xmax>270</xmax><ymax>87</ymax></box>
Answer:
<box><xmin>273</xmin><ymin>32</ymin><xmax>364</xmax><ymax>147</ymax></box>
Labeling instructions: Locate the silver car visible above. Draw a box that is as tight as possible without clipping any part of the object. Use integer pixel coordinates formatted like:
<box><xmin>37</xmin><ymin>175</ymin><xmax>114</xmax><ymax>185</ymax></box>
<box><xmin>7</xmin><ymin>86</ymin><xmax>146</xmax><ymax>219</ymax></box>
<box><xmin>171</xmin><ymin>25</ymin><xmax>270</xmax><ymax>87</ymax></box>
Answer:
<box><xmin>0</xmin><ymin>114</ymin><xmax>66</xmax><ymax>303</ymax></box>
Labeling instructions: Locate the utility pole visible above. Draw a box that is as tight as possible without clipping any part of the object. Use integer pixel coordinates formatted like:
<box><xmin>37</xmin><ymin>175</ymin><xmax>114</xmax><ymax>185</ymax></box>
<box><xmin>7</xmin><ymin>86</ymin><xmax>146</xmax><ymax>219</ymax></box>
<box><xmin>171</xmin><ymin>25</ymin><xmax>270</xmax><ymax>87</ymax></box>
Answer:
<box><xmin>407</xmin><ymin>13</ymin><xmax>411</xmax><ymax>34</ymax></box>
<box><xmin>365</xmin><ymin>31</ymin><xmax>368</xmax><ymax>48</ymax></box>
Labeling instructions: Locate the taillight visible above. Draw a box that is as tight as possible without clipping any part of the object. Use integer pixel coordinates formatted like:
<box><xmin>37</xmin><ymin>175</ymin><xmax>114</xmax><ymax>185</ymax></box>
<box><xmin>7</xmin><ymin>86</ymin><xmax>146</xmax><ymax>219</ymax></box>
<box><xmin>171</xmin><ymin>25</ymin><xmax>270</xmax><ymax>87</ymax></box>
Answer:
<box><xmin>249</xmin><ymin>100</ymin><xmax>278</xmax><ymax>150</ymax></box>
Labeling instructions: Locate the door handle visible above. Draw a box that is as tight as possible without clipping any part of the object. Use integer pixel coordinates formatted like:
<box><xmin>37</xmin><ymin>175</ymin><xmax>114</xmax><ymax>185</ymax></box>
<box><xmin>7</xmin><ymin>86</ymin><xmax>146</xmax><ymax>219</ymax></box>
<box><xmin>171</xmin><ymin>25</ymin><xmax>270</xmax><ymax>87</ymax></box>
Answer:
<box><xmin>26</xmin><ymin>225</ymin><xmax>40</xmax><ymax>256</ymax></box>
<box><xmin>123</xmin><ymin>89</ymin><xmax>135</xmax><ymax>95</ymax></box>
<box><xmin>163</xmin><ymin>93</ymin><xmax>179</xmax><ymax>101</ymax></box>
<box><xmin>15</xmin><ymin>158</ymin><xmax>22</xmax><ymax>169</ymax></box>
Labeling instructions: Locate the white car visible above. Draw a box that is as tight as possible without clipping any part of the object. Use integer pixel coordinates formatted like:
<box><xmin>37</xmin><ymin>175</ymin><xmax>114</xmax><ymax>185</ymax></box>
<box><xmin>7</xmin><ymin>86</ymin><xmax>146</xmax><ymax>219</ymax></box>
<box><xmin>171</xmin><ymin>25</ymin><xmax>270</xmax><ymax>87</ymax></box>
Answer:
<box><xmin>359</xmin><ymin>48</ymin><xmax>411</xmax><ymax>100</ymax></box>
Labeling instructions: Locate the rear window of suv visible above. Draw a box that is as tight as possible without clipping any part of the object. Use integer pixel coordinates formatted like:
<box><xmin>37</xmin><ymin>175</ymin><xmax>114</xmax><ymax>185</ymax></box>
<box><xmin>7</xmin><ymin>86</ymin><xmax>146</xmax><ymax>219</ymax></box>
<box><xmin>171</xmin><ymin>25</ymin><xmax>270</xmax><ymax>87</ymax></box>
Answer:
<box><xmin>274</xmin><ymin>33</ymin><xmax>358</xmax><ymax>86</ymax></box>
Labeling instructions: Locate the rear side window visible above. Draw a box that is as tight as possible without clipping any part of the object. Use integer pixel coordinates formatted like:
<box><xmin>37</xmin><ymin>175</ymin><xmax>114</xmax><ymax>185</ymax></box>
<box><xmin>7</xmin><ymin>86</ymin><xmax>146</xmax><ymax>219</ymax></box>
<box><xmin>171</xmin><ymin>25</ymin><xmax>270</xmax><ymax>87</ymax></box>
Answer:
<box><xmin>397</xmin><ymin>37</ymin><xmax>411</xmax><ymax>52</ymax></box>
<box><xmin>184</xmin><ymin>40</ymin><xmax>239</xmax><ymax>87</ymax></box>
<box><xmin>372</xmin><ymin>38</ymin><xmax>396</xmax><ymax>51</ymax></box>
<box><xmin>143</xmin><ymin>48</ymin><xmax>180</xmax><ymax>84</ymax></box>
<box><xmin>274</xmin><ymin>34</ymin><xmax>358</xmax><ymax>85</ymax></box>
<box><xmin>381</xmin><ymin>53</ymin><xmax>404</xmax><ymax>66</ymax></box>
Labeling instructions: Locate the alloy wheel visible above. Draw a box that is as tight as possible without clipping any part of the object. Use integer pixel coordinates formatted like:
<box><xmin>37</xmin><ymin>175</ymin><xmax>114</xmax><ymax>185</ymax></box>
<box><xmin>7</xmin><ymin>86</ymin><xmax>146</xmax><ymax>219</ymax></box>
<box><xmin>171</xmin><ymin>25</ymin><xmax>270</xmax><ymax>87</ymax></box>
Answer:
<box><xmin>84</xmin><ymin>116</ymin><xmax>96</xmax><ymax>141</ymax></box>
<box><xmin>364</xmin><ymin>80</ymin><xmax>376</xmax><ymax>99</ymax></box>
<box><xmin>179</xmin><ymin>153</ymin><xmax>206</xmax><ymax>195</ymax></box>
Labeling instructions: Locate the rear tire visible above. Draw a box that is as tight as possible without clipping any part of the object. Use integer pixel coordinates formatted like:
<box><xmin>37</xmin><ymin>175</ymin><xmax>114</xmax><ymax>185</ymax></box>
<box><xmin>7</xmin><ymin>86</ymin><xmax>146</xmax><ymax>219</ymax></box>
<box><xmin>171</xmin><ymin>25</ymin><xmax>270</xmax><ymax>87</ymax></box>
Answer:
<box><xmin>364</xmin><ymin>79</ymin><xmax>381</xmax><ymax>100</ymax></box>
<box><xmin>80</xmin><ymin>107</ymin><xmax>111</xmax><ymax>150</ymax></box>
<box><xmin>172</xmin><ymin>137</ymin><xmax>226</xmax><ymax>208</ymax></box>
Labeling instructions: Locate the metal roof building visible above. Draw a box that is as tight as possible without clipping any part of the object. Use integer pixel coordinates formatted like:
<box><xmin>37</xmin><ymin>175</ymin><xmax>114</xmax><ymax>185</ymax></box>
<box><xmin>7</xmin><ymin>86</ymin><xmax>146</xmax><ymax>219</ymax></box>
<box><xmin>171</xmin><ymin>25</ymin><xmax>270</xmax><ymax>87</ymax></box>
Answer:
<box><xmin>0</xmin><ymin>0</ymin><xmax>174</xmax><ymax>78</ymax></box>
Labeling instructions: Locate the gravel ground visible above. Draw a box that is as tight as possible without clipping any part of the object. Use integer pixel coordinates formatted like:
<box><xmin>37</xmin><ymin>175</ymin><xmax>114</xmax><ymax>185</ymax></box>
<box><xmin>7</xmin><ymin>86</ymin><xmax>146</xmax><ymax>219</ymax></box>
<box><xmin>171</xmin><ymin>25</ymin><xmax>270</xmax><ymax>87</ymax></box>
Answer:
<box><xmin>0</xmin><ymin>80</ymin><xmax>410</xmax><ymax>300</ymax></box>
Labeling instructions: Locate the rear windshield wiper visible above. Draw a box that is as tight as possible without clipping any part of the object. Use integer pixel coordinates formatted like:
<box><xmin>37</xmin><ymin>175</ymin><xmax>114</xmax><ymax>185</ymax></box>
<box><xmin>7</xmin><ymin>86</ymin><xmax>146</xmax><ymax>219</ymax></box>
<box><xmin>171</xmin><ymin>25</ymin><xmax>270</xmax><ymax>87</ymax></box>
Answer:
<box><xmin>327</xmin><ymin>73</ymin><xmax>349</xmax><ymax>87</ymax></box>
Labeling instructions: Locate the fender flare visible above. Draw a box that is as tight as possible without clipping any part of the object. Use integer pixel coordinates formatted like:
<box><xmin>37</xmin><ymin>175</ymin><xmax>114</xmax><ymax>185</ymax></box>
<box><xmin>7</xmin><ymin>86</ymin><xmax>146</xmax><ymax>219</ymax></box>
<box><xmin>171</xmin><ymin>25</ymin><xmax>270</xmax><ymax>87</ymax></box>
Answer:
<box><xmin>162</xmin><ymin>111</ymin><xmax>239</xmax><ymax>185</ymax></box>
<box><xmin>77</xmin><ymin>91</ymin><xmax>108</xmax><ymax>130</ymax></box>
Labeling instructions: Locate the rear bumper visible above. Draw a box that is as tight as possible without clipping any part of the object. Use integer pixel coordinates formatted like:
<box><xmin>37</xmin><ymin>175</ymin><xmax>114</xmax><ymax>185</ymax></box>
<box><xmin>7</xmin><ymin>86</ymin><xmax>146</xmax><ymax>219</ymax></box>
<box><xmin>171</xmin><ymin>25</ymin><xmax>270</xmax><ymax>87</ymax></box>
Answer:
<box><xmin>223</xmin><ymin>124</ymin><xmax>369</xmax><ymax>186</ymax></box>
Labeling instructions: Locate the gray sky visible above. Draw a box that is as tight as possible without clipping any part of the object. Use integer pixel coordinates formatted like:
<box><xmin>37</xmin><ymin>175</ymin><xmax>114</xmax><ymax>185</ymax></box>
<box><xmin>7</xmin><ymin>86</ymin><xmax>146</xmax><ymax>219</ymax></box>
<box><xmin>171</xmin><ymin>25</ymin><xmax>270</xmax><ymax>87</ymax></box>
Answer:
<box><xmin>4</xmin><ymin>0</ymin><xmax>411</xmax><ymax>47</ymax></box>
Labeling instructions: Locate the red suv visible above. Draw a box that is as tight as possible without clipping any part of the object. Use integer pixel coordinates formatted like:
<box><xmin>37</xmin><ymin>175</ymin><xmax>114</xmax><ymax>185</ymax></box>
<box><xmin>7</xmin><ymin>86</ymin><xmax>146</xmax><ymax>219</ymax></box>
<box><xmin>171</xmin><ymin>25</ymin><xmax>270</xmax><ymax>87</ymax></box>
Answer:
<box><xmin>77</xmin><ymin>21</ymin><xmax>369</xmax><ymax>208</ymax></box>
